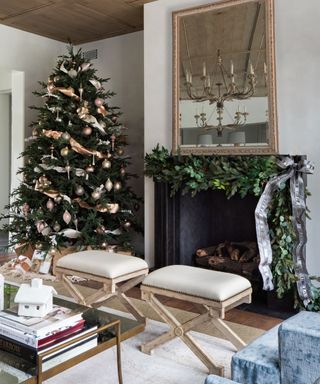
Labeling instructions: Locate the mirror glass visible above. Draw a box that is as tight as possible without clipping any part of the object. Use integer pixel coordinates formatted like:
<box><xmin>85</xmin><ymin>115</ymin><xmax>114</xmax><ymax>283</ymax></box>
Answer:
<box><xmin>173</xmin><ymin>0</ymin><xmax>278</xmax><ymax>155</ymax></box>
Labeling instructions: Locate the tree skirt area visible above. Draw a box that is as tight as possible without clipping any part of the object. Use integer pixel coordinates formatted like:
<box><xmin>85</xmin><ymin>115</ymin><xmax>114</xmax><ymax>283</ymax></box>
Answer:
<box><xmin>45</xmin><ymin>319</ymin><xmax>237</xmax><ymax>384</ymax></box>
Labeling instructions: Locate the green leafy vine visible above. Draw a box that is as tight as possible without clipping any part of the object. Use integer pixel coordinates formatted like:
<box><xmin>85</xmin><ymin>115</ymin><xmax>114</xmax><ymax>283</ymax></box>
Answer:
<box><xmin>145</xmin><ymin>145</ymin><xmax>296</xmax><ymax>299</ymax></box>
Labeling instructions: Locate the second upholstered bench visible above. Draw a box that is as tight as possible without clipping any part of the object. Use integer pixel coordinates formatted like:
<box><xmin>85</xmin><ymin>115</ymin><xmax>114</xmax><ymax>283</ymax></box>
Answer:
<box><xmin>140</xmin><ymin>265</ymin><xmax>252</xmax><ymax>376</ymax></box>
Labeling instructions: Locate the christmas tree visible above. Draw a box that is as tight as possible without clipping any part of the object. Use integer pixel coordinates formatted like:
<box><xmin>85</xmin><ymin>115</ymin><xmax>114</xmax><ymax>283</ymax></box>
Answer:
<box><xmin>1</xmin><ymin>46</ymin><xmax>141</xmax><ymax>256</ymax></box>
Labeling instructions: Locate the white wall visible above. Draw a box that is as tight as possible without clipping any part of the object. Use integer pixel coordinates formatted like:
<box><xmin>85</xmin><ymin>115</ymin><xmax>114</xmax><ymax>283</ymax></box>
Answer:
<box><xmin>0</xmin><ymin>92</ymin><xmax>10</xmax><ymax>226</ymax></box>
<box><xmin>77</xmin><ymin>32</ymin><xmax>145</xmax><ymax>254</ymax></box>
<box><xmin>144</xmin><ymin>0</ymin><xmax>320</xmax><ymax>274</ymax></box>
<box><xmin>0</xmin><ymin>24</ymin><xmax>64</xmax><ymax>137</ymax></box>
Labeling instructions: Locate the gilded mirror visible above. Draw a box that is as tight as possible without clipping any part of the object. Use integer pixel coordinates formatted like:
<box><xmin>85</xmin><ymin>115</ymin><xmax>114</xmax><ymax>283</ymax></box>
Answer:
<box><xmin>172</xmin><ymin>0</ymin><xmax>278</xmax><ymax>155</ymax></box>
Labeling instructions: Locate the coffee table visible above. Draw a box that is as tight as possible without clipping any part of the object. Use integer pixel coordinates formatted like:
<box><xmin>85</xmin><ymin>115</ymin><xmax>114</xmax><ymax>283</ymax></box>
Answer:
<box><xmin>0</xmin><ymin>282</ymin><xmax>145</xmax><ymax>384</ymax></box>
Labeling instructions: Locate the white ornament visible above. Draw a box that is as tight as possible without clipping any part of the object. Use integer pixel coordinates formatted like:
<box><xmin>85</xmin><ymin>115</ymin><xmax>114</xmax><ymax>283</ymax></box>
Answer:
<box><xmin>105</xmin><ymin>178</ymin><xmax>113</xmax><ymax>192</ymax></box>
<box><xmin>68</xmin><ymin>69</ymin><xmax>78</xmax><ymax>78</ymax></box>
<box><xmin>63</xmin><ymin>210</ymin><xmax>72</xmax><ymax>225</ymax></box>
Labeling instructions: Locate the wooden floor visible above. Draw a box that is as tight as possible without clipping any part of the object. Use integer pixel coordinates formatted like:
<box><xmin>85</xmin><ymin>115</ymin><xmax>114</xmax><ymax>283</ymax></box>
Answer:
<box><xmin>0</xmin><ymin>254</ymin><xmax>282</xmax><ymax>331</ymax></box>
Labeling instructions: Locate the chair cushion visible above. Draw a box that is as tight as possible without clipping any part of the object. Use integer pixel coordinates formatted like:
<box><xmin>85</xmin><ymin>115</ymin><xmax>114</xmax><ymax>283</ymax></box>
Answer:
<box><xmin>142</xmin><ymin>265</ymin><xmax>251</xmax><ymax>301</ymax></box>
<box><xmin>56</xmin><ymin>250</ymin><xmax>148</xmax><ymax>279</ymax></box>
<box><xmin>279</xmin><ymin>311</ymin><xmax>320</xmax><ymax>384</ymax></box>
<box><xmin>231</xmin><ymin>325</ymin><xmax>280</xmax><ymax>384</ymax></box>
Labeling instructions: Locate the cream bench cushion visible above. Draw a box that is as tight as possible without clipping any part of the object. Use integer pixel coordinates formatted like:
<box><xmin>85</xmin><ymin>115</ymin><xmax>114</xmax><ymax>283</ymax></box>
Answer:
<box><xmin>56</xmin><ymin>250</ymin><xmax>148</xmax><ymax>279</ymax></box>
<box><xmin>142</xmin><ymin>265</ymin><xmax>251</xmax><ymax>302</ymax></box>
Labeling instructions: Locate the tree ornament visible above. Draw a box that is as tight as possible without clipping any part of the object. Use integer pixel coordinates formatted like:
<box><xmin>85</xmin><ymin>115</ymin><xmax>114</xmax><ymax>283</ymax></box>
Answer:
<box><xmin>49</xmin><ymin>246</ymin><xmax>57</xmax><ymax>256</ymax></box>
<box><xmin>102</xmin><ymin>159</ymin><xmax>111</xmax><ymax>169</ymax></box>
<box><xmin>123</xmin><ymin>221</ymin><xmax>131</xmax><ymax>229</ymax></box>
<box><xmin>91</xmin><ymin>189</ymin><xmax>101</xmax><ymax>200</ymax></box>
<box><xmin>61</xmin><ymin>146</ymin><xmax>69</xmax><ymax>157</ymax></box>
<box><xmin>82</xmin><ymin>126</ymin><xmax>92</xmax><ymax>136</ymax></box>
<box><xmin>38</xmin><ymin>175</ymin><xmax>51</xmax><ymax>188</ymax></box>
<box><xmin>32</xmin><ymin>127</ymin><xmax>39</xmax><ymax>137</ymax></box>
<box><xmin>75</xmin><ymin>185</ymin><xmax>85</xmax><ymax>196</ymax></box>
<box><xmin>68</xmin><ymin>120</ymin><xmax>73</xmax><ymax>127</ymax></box>
<box><xmin>36</xmin><ymin>220</ymin><xmax>46</xmax><ymax>233</ymax></box>
<box><xmin>120</xmin><ymin>167</ymin><xmax>126</xmax><ymax>176</ymax></box>
<box><xmin>65</xmin><ymin>162</ymin><xmax>71</xmax><ymax>179</ymax></box>
<box><xmin>95</xmin><ymin>98</ymin><xmax>104</xmax><ymax>107</ymax></box>
<box><xmin>62</xmin><ymin>132</ymin><xmax>71</xmax><ymax>141</ymax></box>
<box><xmin>22</xmin><ymin>203</ymin><xmax>30</xmax><ymax>217</ymax></box>
<box><xmin>77</xmin><ymin>101</ymin><xmax>89</xmax><ymax>119</ymax></box>
<box><xmin>68</xmin><ymin>68</ymin><xmax>78</xmax><ymax>79</ymax></box>
<box><xmin>50</xmin><ymin>145</ymin><xmax>55</xmax><ymax>159</ymax></box>
<box><xmin>105</xmin><ymin>178</ymin><xmax>113</xmax><ymax>192</ymax></box>
<box><xmin>63</xmin><ymin>210</ymin><xmax>72</xmax><ymax>224</ymax></box>
<box><xmin>55</xmin><ymin>107</ymin><xmax>62</xmax><ymax>122</ymax></box>
<box><xmin>117</xmin><ymin>148</ymin><xmax>124</xmax><ymax>156</ymax></box>
<box><xmin>86</xmin><ymin>164</ymin><xmax>95</xmax><ymax>173</ymax></box>
<box><xmin>97</xmin><ymin>105</ymin><xmax>108</xmax><ymax>116</ymax></box>
<box><xmin>89</xmin><ymin>79</ymin><xmax>102</xmax><ymax>90</ymax></box>
<box><xmin>53</xmin><ymin>75</ymin><xmax>60</xmax><ymax>82</ymax></box>
<box><xmin>114</xmin><ymin>181</ymin><xmax>122</xmax><ymax>191</ymax></box>
<box><xmin>106</xmin><ymin>203</ymin><xmax>119</xmax><ymax>213</ymax></box>
<box><xmin>79</xmin><ymin>83</ymin><xmax>84</xmax><ymax>102</ymax></box>
<box><xmin>47</xmin><ymin>80</ymin><xmax>55</xmax><ymax>93</ymax></box>
<box><xmin>107</xmin><ymin>151</ymin><xmax>112</xmax><ymax>159</ymax></box>
<box><xmin>101</xmin><ymin>242</ymin><xmax>108</xmax><ymax>249</ymax></box>
<box><xmin>112</xmin><ymin>116</ymin><xmax>118</xmax><ymax>123</ymax></box>
<box><xmin>35</xmin><ymin>242</ymin><xmax>43</xmax><ymax>250</ymax></box>
<box><xmin>80</xmin><ymin>62</ymin><xmax>91</xmax><ymax>71</ymax></box>
<box><xmin>53</xmin><ymin>222</ymin><xmax>61</xmax><ymax>232</ymax></box>
<box><xmin>96</xmin><ymin>225</ymin><xmax>106</xmax><ymax>234</ymax></box>
<box><xmin>111</xmin><ymin>134</ymin><xmax>116</xmax><ymax>151</ymax></box>
<box><xmin>46</xmin><ymin>199</ymin><xmax>55</xmax><ymax>211</ymax></box>
<box><xmin>54</xmin><ymin>196</ymin><xmax>62</xmax><ymax>204</ymax></box>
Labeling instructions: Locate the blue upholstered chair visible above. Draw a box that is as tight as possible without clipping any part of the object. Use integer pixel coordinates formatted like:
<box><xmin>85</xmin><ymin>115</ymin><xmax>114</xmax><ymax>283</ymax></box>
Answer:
<box><xmin>205</xmin><ymin>311</ymin><xmax>320</xmax><ymax>384</ymax></box>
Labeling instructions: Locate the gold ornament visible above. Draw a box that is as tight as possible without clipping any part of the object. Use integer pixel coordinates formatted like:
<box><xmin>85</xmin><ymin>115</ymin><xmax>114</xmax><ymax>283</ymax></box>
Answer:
<box><xmin>38</xmin><ymin>175</ymin><xmax>51</xmax><ymax>188</ymax></box>
<box><xmin>77</xmin><ymin>101</ymin><xmax>89</xmax><ymax>119</ymax></box>
<box><xmin>96</xmin><ymin>226</ymin><xmax>106</xmax><ymax>234</ymax></box>
<box><xmin>91</xmin><ymin>190</ymin><xmax>101</xmax><ymax>200</ymax></box>
<box><xmin>106</xmin><ymin>203</ymin><xmax>119</xmax><ymax>213</ymax></box>
<box><xmin>102</xmin><ymin>159</ymin><xmax>111</xmax><ymax>169</ymax></box>
<box><xmin>35</xmin><ymin>242</ymin><xmax>43</xmax><ymax>250</ymax></box>
<box><xmin>62</xmin><ymin>132</ymin><xmax>71</xmax><ymax>141</ymax></box>
<box><xmin>82</xmin><ymin>126</ymin><xmax>92</xmax><ymax>136</ymax></box>
<box><xmin>114</xmin><ymin>181</ymin><xmax>122</xmax><ymax>191</ymax></box>
<box><xmin>117</xmin><ymin>148</ymin><xmax>124</xmax><ymax>156</ymax></box>
<box><xmin>54</xmin><ymin>196</ymin><xmax>62</xmax><ymax>204</ymax></box>
<box><xmin>53</xmin><ymin>222</ymin><xmax>61</xmax><ymax>232</ymax></box>
<box><xmin>75</xmin><ymin>185</ymin><xmax>85</xmax><ymax>196</ymax></box>
<box><xmin>57</xmin><ymin>86</ymin><xmax>79</xmax><ymax>100</ymax></box>
<box><xmin>47</xmin><ymin>80</ymin><xmax>55</xmax><ymax>93</ymax></box>
<box><xmin>49</xmin><ymin>247</ymin><xmax>57</xmax><ymax>256</ymax></box>
<box><xmin>105</xmin><ymin>178</ymin><xmax>113</xmax><ymax>192</ymax></box>
<box><xmin>86</xmin><ymin>164</ymin><xmax>95</xmax><ymax>173</ymax></box>
<box><xmin>46</xmin><ymin>199</ymin><xmax>55</xmax><ymax>211</ymax></box>
<box><xmin>60</xmin><ymin>146</ymin><xmax>69</xmax><ymax>157</ymax></box>
<box><xmin>101</xmin><ymin>242</ymin><xmax>108</xmax><ymax>249</ymax></box>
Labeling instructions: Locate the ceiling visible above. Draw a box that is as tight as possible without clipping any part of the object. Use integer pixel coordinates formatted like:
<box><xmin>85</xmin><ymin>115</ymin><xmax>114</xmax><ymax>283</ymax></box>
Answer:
<box><xmin>179</xmin><ymin>1</ymin><xmax>267</xmax><ymax>98</ymax></box>
<box><xmin>0</xmin><ymin>0</ymin><xmax>156</xmax><ymax>44</ymax></box>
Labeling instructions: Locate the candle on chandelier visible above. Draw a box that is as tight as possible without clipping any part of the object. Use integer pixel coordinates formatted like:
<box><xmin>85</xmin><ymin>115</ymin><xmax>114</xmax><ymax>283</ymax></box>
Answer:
<box><xmin>264</xmin><ymin>62</ymin><xmax>267</xmax><ymax>75</ymax></box>
<box><xmin>203</xmin><ymin>62</ymin><xmax>207</xmax><ymax>77</ymax></box>
<box><xmin>230</xmin><ymin>61</ymin><xmax>234</xmax><ymax>75</ymax></box>
<box><xmin>249</xmin><ymin>63</ymin><xmax>254</xmax><ymax>75</ymax></box>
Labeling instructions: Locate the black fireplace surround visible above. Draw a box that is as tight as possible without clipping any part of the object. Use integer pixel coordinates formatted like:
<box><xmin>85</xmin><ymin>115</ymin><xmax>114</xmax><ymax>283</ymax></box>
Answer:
<box><xmin>154</xmin><ymin>182</ymin><xmax>259</xmax><ymax>269</ymax></box>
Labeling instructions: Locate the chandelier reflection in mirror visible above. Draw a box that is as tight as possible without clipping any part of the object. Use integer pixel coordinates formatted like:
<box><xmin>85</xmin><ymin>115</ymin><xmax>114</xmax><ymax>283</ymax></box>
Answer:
<box><xmin>185</xmin><ymin>49</ymin><xmax>266</xmax><ymax>136</ymax></box>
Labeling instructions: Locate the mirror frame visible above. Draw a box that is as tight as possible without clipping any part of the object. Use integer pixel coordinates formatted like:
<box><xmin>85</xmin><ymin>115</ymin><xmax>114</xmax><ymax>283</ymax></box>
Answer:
<box><xmin>172</xmin><ymin>0</ymin><xmax>278</xmax><ymax>155</ymax></box>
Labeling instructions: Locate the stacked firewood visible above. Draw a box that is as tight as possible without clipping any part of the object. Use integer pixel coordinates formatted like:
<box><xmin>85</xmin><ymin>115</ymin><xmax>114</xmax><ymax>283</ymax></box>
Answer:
<box><xmin>195</xmin><ymin>241</ymin><xmax>260</xmax><ymax>278</ymax></box>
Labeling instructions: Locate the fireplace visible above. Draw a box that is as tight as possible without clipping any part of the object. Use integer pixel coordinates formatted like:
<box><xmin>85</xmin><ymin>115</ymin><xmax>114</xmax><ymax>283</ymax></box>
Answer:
<box><xmin>154</xmin><ymin>182</ymin><xmax>262</xmax><ymax>288</ymax></box>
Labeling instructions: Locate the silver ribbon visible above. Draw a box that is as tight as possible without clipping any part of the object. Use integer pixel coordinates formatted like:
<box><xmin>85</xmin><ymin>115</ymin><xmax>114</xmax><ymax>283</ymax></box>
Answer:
<box><xmin>255</xmin><ymin>156</ymin><xmax>314</xmax><ymax>305</ymax></box>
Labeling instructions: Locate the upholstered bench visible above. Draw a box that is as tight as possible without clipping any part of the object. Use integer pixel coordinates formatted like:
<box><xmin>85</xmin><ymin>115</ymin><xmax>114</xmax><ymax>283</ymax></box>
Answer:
<box><xmin>55</xmin><ymin>250</ymin><xmax>149</xmax><ymax>322</ymax></box>
<box><xmin>140</xmin><ymin>265</ymin><xmax>252</xmax><ymax>376</ymax></box>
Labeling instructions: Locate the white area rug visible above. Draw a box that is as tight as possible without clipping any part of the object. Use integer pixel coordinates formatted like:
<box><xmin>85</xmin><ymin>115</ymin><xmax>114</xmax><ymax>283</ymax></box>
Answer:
<box><xmin>45</xmin><ymin>319</ymin><xmax>235</xmax><ymax>384</ymax></box>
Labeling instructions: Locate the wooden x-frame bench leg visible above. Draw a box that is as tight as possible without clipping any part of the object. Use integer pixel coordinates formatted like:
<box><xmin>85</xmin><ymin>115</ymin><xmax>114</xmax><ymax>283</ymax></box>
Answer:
<box><xmin>56</xmin><ymin>270</ymin><xmax>147</xmax><ymax>323</ymax></box>
<box><xmin>141</xmin><ymin>292</ymin><xmax>247</xmax><ymax>376</ymax></box>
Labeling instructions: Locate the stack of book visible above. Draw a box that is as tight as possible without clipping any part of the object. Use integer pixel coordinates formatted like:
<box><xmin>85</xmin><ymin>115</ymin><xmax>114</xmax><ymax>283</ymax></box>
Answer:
<box><xmin>0</xmin><ymin>304</ymin><xmax>97</xmax><ymax>371</ymax></box>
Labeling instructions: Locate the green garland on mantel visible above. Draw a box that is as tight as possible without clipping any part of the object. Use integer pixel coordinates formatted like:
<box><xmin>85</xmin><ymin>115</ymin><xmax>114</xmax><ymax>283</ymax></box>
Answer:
<box><xmin>145</xmin><ymin>145</ymin><xmax>297</xmax><ymax>300</ymax></box>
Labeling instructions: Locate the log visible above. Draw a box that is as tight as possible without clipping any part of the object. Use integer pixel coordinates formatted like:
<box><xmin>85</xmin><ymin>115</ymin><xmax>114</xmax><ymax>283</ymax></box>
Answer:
<box><xmin>196</xmin><ymin>245</ymin><xmax>217</xmax><ymax>257</ymax></box>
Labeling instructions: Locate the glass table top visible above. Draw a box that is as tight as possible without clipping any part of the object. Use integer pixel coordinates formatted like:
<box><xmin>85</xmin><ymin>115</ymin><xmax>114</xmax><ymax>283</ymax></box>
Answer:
<box><xmin>0</xmin><ymin>282</ymin><xmax>143</xmax><ymax>383</ymax></box>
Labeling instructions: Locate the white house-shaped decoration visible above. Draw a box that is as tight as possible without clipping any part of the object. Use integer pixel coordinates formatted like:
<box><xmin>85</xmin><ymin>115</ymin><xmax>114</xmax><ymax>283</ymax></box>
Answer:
<box><xmin>14</xmin><ymin>278</ymin><xmax>57</xmax><ymax>318</ymax></box>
